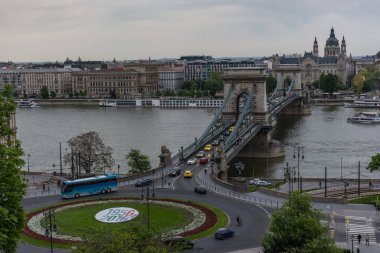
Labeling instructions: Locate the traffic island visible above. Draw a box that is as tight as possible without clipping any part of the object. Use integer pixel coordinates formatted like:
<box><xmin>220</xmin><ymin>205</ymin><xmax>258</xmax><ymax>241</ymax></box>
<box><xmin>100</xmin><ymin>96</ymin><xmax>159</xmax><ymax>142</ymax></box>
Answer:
<box><xmin>23</xmin><ymin>198</ymin><xmax>227</xmax><ymax>248</ymax></box>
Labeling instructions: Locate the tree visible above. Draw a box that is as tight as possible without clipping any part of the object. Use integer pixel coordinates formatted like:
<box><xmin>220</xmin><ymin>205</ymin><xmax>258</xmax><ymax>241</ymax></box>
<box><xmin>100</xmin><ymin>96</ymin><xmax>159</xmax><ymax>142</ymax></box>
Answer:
<box><xmin>40</xmin><ymin>85</ymin><xmax>49</xmax><ymax>99</ymax></box>
<box><xmin>368</xmin><ymin>153</ymin><xmax>380</xmax><ymax>172</ymax></box>
<box><xmin>266</xmin><ymin>74</ymin><xmax>277</xmax><ymax>94</ymax></box>
<box><xmin>320</xmin><ymin>73</ymin><xmax>338</xmax><ymax>94</ymax></box>
<box><xmin>73</xmin><ymin>223</ymin><xmax>169</xmax><ymax>253</ymax></box>
<box><xmin>50</xmin><ymin>90</ymin><xmax>57</xmax><ymax>98</ymax></box>
<box><xmin>126</xmin><ymin>149</ymin><xmax>151</xmax><ymax>174</ymax></box>
<box><xmin>352</xmin><ymin>73</ymin><xmax>365</xmax><ymax>94</ymax></box>
<box><xmin>63</xmin><ymin>131</ymin><xmax>114</xmax><ymax>175</ymax></box>
<box><xmin>262</xmin><ymin>191</ymin><xmax>341</xmax><ymax>253</ymax></box>
<box><xmin>0</xmin><ymin>84</ymin><xmax>26</xmax><ymax>253</ymax></box>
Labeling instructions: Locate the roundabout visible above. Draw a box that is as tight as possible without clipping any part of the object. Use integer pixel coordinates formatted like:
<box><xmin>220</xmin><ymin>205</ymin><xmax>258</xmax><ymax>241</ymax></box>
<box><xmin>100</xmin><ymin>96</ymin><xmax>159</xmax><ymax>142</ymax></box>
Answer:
<box><xmin>20</xmin><ymin>165</ymin><xmax>270</xmax><ymax>253</ymax></box>
<box><xmin>23</xmin><ymin>198</ymin><xmax>222</xmax><ymax>246</ymax></box>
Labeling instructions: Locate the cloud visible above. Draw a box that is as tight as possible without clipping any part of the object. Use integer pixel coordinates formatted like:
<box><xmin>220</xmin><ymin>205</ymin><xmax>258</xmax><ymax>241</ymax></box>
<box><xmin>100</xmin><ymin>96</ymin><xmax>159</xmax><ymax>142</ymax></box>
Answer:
<box><xmin>0</xmin><ymin>0</ymin><xmax>379</xmax><ymax>61</ymax></box>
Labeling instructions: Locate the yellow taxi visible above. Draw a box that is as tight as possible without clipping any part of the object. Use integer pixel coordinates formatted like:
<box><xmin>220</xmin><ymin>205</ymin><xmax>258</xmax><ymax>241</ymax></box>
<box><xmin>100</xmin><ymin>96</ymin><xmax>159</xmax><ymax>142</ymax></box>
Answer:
<box><xmin>204</xmin><ymin>144</ymin><xmax>212</xmax><ymax>151</ymax></box>
<box><xmin>184</xmin><ymin>170</ymin><xmax>193</xmax><ymax>178</ymax></box>
<box><xmin>229</xmin><ymin>126</ymin><xmax>235</xmax><ymax>132</ymax></box>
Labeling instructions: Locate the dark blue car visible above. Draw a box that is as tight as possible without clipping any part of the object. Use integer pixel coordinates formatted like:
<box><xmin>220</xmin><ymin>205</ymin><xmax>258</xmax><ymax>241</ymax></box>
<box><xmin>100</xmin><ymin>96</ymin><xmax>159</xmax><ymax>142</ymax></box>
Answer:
<box><xmin>214</xmin><ymin>228</ymin><xmax>234</xmax><ymax>240</ymax></box>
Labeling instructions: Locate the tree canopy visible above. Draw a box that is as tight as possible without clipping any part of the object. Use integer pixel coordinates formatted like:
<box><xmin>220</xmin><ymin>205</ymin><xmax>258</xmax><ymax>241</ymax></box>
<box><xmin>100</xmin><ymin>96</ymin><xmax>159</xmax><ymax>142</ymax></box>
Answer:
<box><xmin>262</xmin><ymin>191</ymin><xmax>341</xmax><ymax>253</ymax></box>
<box><xmin>63</xmin><ymin>131</ymin><xmax>114</xmax><ymax>175</ymax></box>
<box><xmin>126</xmin><ymin>149</ymin><xmax>151</xmax><ymax>174</ymax></box>
<box><xmin>73</xmin><ymin>224</ymin><xmax>169</xmax><ymax>253</ymax></box>
<box><xmin>368</xmin><ymin>153</ymin><xmax>380</xmax><ymax>172</ymax></box>
<box><xmin>0</xmin><ymin>84</ymin><xmax>26</xmax><ymax>253</ymax></box>
<box><xmin>266</xmin><ymin>74</ymin><xmax>277</xmax><ymax>95</ymax></box>
<box><xmin>40</xmin><ymin>85</ymin><xmax>49</xmax><ymax>99</ymax></box>
<box><xmin>319</xmin><ymin>73</ymin><xmax>339</xmax><ymax>94</ymax></box>
<box><xmin>352</xmin><ymin>73</ymin><xmax>365</xmax><ymax>94</ymax></box>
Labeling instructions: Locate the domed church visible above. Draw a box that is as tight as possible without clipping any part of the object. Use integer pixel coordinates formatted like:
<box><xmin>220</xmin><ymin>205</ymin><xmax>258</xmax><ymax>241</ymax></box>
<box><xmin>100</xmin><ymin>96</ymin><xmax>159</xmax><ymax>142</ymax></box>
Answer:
<box><xmin>272</xmin><ymin>27</ymin><xmax>354</xmax><ymax>88</ymax></box>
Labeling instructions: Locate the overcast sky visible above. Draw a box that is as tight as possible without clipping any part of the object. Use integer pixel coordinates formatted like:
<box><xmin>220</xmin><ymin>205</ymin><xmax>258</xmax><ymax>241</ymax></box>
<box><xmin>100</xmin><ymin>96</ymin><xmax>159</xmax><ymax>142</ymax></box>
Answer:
<box><xmin>1</xmin><ymin>0</ymin><xmax>379</xmax><ymax>62</ymax></box>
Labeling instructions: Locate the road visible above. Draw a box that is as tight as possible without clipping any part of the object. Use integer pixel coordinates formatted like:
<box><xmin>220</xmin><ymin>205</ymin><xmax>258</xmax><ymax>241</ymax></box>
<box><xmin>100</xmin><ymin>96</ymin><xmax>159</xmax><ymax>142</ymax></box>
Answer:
<box><xmin>20</xmin><ymin>161</ymin><xmax>270</xmax><ymax>253</ymax></box>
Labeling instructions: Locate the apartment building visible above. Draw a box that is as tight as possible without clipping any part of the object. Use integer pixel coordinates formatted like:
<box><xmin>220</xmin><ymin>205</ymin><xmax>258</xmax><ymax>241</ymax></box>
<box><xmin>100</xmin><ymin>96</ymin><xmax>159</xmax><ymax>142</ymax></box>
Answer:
<box><xmin>158</xmin><ymin>65</ymin><xmax>184</xmax><ymax>91</ymax></box>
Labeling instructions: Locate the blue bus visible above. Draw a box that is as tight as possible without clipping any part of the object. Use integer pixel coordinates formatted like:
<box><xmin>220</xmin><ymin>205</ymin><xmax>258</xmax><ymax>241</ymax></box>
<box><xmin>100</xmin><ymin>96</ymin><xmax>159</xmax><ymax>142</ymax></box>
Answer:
<box><xmin>60</xmin><ymin>174</ymin><xmax>118</xmax><ymax>199</ymax></box>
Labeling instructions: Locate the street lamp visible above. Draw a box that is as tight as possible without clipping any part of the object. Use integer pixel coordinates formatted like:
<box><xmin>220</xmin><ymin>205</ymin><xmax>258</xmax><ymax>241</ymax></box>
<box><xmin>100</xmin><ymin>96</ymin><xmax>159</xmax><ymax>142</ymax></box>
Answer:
<box><xmin>293</xmin><ymin>146</ymin><xmax>304</xmax><ymax>189</ymax></box>
<box><xmin>235</xmin><ymin>161</ymin><xmax>245</xmax><ymax>178</ymax></box>
<box><xmin>117</xmin><ymin>164</ymin><xmax>120</xmax><ymax>176</ymax></box>
<box><xmin>44</xmin><ymin>208</ymin><xmax>57</xmax><ymax>253</ymax></box>
<box><xmin>152</xmin><ymin>169</ymin><xmax>155</xmax><ymax>198</ymax></box>
<box><xmin>27</xmin><ymin>153</ymin><xmax>30</xmax><ymax>173</ymax></box>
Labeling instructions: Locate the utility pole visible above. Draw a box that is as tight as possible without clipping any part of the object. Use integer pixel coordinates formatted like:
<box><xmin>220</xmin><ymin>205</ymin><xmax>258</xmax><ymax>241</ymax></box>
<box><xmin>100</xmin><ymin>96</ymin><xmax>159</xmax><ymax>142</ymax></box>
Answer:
<box><xmin>71</xmin><ymin>148</ymin><xmax>74</xmax><ymax>179</ymax></box>
<box><xmin>59</xmin><ymin>142</ymin><xmax>62</xmax><ymax>175</ymax></box>
<box><xmin>324</xmin><ymin>166</ymin><xmax>327</xmax><ymax>197</ymax></box>
<box><xmin>340</xmin><ymin>157</ymin><xmax>342</xmax><ymax>181</ymax></box>
<box><xmin>358</xmin><ymin>161</ymin><xmax>360</xmax><ymax>196</ymax></box>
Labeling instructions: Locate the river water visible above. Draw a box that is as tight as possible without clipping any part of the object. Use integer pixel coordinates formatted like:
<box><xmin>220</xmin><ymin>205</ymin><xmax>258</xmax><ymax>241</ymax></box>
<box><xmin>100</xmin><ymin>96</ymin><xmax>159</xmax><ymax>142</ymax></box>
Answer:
<box><xmin>16</xmin><ymin>105</ymin><xmax>380</xmax><ymax>179</ymax></box>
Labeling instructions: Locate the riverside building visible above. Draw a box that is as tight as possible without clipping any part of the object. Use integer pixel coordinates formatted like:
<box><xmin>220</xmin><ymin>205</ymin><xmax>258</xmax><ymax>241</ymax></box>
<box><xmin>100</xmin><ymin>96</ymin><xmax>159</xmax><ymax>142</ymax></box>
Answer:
<box><xmin>272</xmin><ymin>27</ymin><xmax>355</xmax><ymax>88</ymax></box>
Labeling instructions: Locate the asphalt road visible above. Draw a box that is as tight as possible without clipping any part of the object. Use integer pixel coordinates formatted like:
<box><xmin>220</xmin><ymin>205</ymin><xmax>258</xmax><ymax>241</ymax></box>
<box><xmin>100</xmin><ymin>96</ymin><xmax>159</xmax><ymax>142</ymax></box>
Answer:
<box><xmin>21</xmin><ymin>161</ymin><xmax>270</xmax><ymax>253</ymax></box>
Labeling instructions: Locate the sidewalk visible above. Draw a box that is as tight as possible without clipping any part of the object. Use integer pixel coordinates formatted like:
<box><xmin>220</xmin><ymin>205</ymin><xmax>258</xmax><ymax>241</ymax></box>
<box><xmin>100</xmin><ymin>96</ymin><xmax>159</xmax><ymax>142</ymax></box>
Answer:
<box><xmin>195</xmin><ymin>168</ymin><xmax>380</xmax><ymax>219</ymax></box>
<box><xmin>337</xmin><ymin>242</ymin><xmax>380</xmax><ymax>253</ymax></box>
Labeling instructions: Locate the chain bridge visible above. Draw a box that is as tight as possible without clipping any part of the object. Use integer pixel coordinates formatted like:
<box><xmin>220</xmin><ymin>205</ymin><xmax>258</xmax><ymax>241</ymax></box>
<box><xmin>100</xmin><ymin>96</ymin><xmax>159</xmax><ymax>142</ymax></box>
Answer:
<box><xmin>178</xmin><ymin>67</ymin><xmax>310</xmax><ymax>180</ymax></box>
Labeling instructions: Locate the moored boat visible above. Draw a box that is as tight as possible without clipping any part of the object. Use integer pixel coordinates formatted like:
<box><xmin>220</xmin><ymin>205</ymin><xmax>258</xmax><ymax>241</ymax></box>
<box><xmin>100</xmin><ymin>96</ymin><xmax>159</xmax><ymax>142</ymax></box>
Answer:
<box><xmin>99</xmin><ymin>100</ymin><xmax>117</xmax><ymax>107</ymax></box>
<box><xmin>347</xmin><ymin>111</ymin><xmax>380</xmax><ymax>124</ymax></box>
<box><xmin>344</xmin><ymin>97</ymin><xmax>380</xmax><ymax>108</ymax></box>
<box><xmin>18</xmin><ymin>100</ymin><xmax>40</xmax><ymax>108</ymax></box>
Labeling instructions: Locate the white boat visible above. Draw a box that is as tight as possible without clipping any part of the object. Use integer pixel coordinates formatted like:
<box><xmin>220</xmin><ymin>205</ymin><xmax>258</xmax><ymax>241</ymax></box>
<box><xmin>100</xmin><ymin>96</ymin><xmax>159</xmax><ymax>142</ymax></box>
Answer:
<box><xmin>99</xmin><ymin>100</ymin><xmax>117</xmax><ymax>107</ymax></box>
<box><xmin>18</xmin><ymin>100</ymin><xmax>40</xmax><ymax>108</ymax></box>
<box><xmin>347</xmin><ymin>112</ymin><xmax>380</xmax><ymax>124</ymax></box>
<box><xmin>344</xmin><ymin>97</ymin><xmax>380</xmax><ymax>108</ymax></box>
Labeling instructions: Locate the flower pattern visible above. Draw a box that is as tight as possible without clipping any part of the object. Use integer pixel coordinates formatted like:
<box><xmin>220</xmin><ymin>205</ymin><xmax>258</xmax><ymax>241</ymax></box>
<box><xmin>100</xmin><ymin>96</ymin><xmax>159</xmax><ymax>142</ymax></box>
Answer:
<box><xmin>24</xmin><ymin>198</ymin><xmax>216</xmax><ymax>244</ymax></box>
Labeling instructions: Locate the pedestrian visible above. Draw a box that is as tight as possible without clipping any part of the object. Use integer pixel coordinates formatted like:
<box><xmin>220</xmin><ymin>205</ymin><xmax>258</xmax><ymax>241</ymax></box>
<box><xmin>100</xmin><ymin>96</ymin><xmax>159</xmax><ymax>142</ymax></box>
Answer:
<box><xmin>357</xmin><ymin>233</ymin><xmax>362</xmax><ymax>244</ymax></box>
<box><xmin>42</xmin><ymin>183</ymin><xmax>45</xmax><ymax>191</ymax></box>
<box><xmin>366</xmin><ymin>234</ymin><xmax>369</xmax><ymax>246</ymax></box>
<box><xmin>236</xmin><ymin>215</ymin><xmax>241</xmax><ymax>225</ymax></box>
<box><xmin>319</xmin><ymin>181</ymin><xmax>322</xmax><ymax>189</ymax></box>
<box><xmin>57</xmin><ymin>179</ymin><xmax>61</xmax><ymax>187</ymax></box>
<box><xmin>204</xmin><ymin>168</ymin><xmax>207</xmax><ymax>175</ymax></box>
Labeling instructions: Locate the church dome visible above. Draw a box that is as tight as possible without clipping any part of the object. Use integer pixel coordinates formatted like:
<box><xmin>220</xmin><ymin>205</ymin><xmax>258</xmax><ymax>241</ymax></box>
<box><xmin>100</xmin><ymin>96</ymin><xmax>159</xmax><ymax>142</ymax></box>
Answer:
<box><xmin>326</xmin><ymin>27</ymin><xmax>339</xmax><ymax>47</ymax></box>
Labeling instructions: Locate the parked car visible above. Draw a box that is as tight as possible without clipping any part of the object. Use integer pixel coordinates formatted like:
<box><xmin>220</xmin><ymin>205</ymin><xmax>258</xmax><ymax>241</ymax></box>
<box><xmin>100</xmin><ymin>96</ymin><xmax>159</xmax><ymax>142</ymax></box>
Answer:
<box><xmin>168</xmin><ymin>167</ymin><xmax>181</xmax><ymax>177</ymax></box>
<box><xmin>184</xmin><ymin>170</ymin><xmax>193</xmax><ymax>178</ymax></box>
<box><xmin>211</xmin><ymin>139</ymin><xmax>219</xmax><ymax>146</ymax></box>
<box><xmin>219</xmin><ymin>135</ymin><xmax>224</xmax><ymax>141</ymax></box>
<box><xmin>135</xmin><ymin>178</ymin><xmax>153</xmax><ymax>187</ymax></box>
<box><xmin>249</xmin><ymin>178</ymin><xmax>271</xmax><ymax>186</ymax></box>
<box><xmin>194</xmin><ymin>185</ymin><xmax>207</xmax><ymax>194</ymax></box>
<box><xmin>163</xmin><ymin>236</ymin><xmax>194</xmax><ymax>250</ymax></box>
<box><xmin>199</xmin><ymin>157</ymin><xmax>209</xmax><ymax>164</ymax></box>
<box><xmin>229</xmin><ymin>126</ymin><xmax>235</xmax><ymax>132</ymax></box>
<box><xmin>187</xmin><ymin>158</ymin><xmax>197</xmax><ymax>165</ymax></box>
<box><xmin>223</xmin><ymin>130</ymin><xmax>230</xmax><ymax>136</ymax></box>
<box><xmin>204</xmin><ymin>144</ymin><xmax>212</xmax><ymax>151</ymax></box>
<box><xmin>196</xmin><ymin>151</ymin><xmax>206</xmax><ymax>158</ymax></box>
<box><xmin>214</xmin><ymin>228</ymin><xmax>235</xmax><ymax>240</ymax></box>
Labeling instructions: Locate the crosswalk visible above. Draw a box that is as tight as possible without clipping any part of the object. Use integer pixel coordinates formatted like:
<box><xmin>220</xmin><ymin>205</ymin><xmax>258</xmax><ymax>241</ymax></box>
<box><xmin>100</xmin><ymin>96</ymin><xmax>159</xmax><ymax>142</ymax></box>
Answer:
<box><xmin>345</xmin><ymin>216</ymin><xmax>376</xmax><ymax>243</ymax></box>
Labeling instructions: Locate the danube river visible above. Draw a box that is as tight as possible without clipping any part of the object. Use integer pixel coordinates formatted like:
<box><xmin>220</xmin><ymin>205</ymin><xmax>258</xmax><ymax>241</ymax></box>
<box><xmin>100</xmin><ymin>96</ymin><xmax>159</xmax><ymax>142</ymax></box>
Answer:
<box><xmin>16</xmin><ymin>105</ymin><xmax>380</xmax><ymax>179</ymax></box>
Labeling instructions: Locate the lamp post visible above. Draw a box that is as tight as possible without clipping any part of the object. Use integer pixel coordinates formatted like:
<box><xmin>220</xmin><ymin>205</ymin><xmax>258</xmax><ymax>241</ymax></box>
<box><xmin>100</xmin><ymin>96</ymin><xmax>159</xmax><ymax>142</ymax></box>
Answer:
<box><xmin>235</xmin><ymin>161</ymin><xmax>245</xmax><ymax>178</ymax></box>
<box><xmin>152</xmin><ymin>169</ymin><xmax>155</xmax><ymax>198</ymax></box>
<box><xmin>293</xmin><ymin>146</ymin><xmax>304</xmax><ymax>189</ymax></box>
<box><xmin>27</xmin><ymin>153</ymin><xmax>30</xmax><ymax>173</ymax></box>
<box><xmin>59</xmin><ymin>142</ymin><xmax>63</xmax><ymax>175</ymax></box>
<box><xmin>340</xmin><ymin>157</ymin><xmax>343</xmax><ymax>181</ymax></box>
<box><xmin>44</xmin><ymin>208</ymin><xmax>57</xmax><ymax>253</ymax></box>
<box><xmin>351</xmin><ymin>234</ymin><xmax>354</xmax><ymax>253</ymax></box>
<box><xmin>117</xmin><ymin>164</ymin><xmax>120</xmax><ymax>176</ymax></box>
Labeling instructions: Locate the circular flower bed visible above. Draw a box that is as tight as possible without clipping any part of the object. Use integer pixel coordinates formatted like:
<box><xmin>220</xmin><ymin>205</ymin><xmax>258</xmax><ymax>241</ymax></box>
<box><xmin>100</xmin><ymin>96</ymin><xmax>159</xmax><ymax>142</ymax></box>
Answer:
<box><xmin>24</xmin><ymin>198</ymin><xmax>217</xmax><ymax>244</ymax></box>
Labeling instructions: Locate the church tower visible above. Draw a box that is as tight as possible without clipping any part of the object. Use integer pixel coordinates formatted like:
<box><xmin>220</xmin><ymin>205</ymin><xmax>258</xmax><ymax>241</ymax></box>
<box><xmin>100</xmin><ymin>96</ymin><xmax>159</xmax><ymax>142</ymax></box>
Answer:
<box><xmin>324</xmin><ymin>27</ymin><xmax>340</xmax><ymax>57</ymax></box>
<box><xmin>313</xmin><ymin>37</ymin><xmax>319</xmax><ymax>56</ymax></box>
<box><xmin>341</xmin><ymin>36</ymin><xmax>346</xmax><ymax>56</ymax></box>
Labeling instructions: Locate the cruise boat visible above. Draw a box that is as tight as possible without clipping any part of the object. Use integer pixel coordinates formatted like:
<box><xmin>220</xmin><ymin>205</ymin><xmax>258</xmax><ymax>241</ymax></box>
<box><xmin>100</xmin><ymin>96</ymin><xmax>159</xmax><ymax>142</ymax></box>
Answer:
<box><xmin>99</xmin><ymin>100</ymin><xmax>117</xmax><ymax>107</ymax></box>
<box><xmin>347</xmin><ymin>112</ymin><xmax>380</xmax><ymax>124</ymax></box>
<box><xmin>344</xmin><ymin>97</ymin><xmax>380</xmax><ymax>108</ymax></box>
<box><xmin>18</xmin><ymin>100</ymin><xmax>40</xmax><ymax>108</ymax></box>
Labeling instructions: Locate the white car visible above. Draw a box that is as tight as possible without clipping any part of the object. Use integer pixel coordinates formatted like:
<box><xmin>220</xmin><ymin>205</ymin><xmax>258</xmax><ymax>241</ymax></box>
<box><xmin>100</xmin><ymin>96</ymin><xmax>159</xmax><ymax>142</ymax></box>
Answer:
<box><xmin>187</xmin><ymin>158</ymin><xmax>197</xmax><ymax>165</ymax></box>
<box><xmin>249</xmin><ymin>179</ymin><xmax>271</xmax><ymax>186</ymax></box>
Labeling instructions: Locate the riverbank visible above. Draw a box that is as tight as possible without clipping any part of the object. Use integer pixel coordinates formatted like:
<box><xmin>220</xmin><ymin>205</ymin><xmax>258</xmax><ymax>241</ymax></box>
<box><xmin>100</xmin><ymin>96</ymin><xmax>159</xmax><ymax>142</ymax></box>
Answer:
<box><xmin>31</xmin><ymin>98</ymin><xmax>351</xmax><ymax>107</ymax></box>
